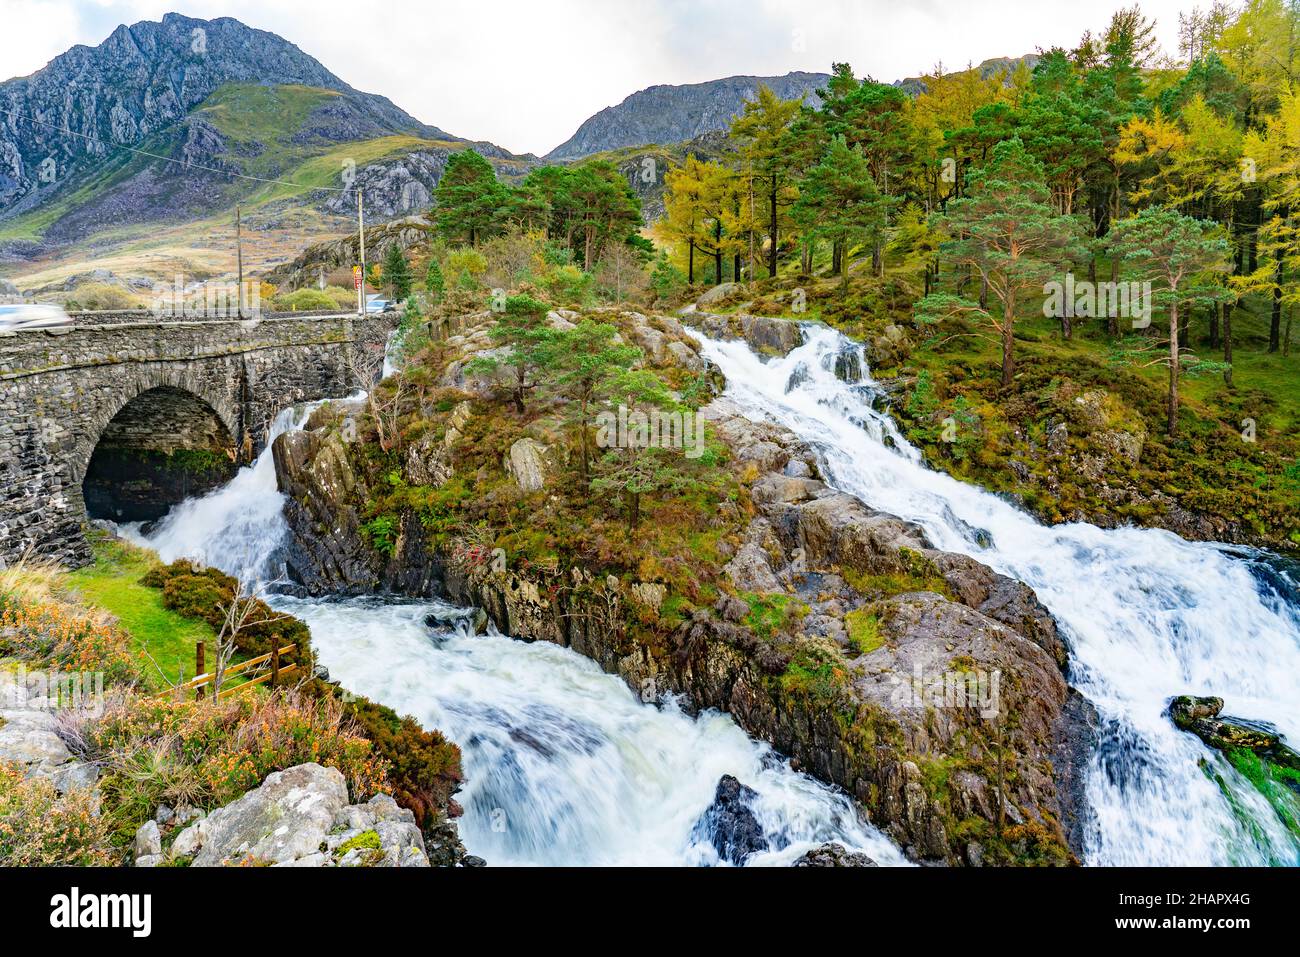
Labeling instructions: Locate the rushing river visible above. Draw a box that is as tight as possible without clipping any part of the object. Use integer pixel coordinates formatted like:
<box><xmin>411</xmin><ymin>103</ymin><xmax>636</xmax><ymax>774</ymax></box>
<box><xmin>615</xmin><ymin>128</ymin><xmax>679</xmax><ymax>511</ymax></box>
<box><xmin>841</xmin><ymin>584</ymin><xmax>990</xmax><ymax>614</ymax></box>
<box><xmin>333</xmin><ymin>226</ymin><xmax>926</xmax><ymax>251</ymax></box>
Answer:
<box><xmin>125</xmin><ymin>398</ymin><xmax>907</xmax><ymax>867</ymax></box>
<box><xmin>695</xmin><ymin>322</ymin><xmax>1300</xmax><ymax>866</ymax></box>
<box><xmin>125</xmin><ymin>321</ymin><xmax>1300</xmax><ymax>866</ymax></box>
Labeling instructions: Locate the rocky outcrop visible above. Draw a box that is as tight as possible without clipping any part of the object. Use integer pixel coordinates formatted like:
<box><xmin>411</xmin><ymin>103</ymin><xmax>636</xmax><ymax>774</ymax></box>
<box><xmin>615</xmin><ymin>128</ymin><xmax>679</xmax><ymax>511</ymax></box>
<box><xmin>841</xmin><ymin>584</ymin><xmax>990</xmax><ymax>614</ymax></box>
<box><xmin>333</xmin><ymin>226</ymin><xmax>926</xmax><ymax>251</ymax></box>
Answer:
<box><xmin>272</xmin><ymin>310</ymin><xmax>1095</xmax><ymax>866</ymax></box>
<box><xmin>263</xmin><ymin>217</ymin><xmax>434</xmax><ymax>291</ymax></box>
<box><xmin>273</xmin><ymin>424</ymin><xmax>385</xmax><ymax>595</ymax></box>
<box><xmin>692</xmin><ymin>775</ymin><xmax>768</xmax><ymax>864</ymax></box>
<box><xmin>0</xmin><ymin>673</ymin><xmax>99</xmax><ymax>794</ymax></box>
<box><xmin>792</xmin><ymin>843</ymin><xmax>878</xmax><ymax>867</ymax></box>
<box><xmin>697</xmin><ymin>311</ymin><xmax>802</xmax><ymax>356</ymax></box>
<box><xmin>143</xmin><ymin>763</ymin><xmax>441</xmax><ymax>867</ymax></box>
<box><xmin>1169</xmin><ymin>695</ymin><xmax>1300</xmax><ymax>771</ymax></box>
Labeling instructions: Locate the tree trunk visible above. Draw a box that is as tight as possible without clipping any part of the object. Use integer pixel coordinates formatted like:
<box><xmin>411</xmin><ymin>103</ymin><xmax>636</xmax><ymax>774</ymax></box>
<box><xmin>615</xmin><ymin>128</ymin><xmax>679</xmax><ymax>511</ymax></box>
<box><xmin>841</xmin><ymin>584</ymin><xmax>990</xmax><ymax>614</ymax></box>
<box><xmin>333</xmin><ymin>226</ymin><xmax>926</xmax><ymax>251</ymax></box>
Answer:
<box><xmin>768</xmin><ymin>180</ymin><xmax>779</xmax><ymax>277</ymax></box>
<box><xmin>1223</xmin><ymin>300</ymin><xmax>1235</xmax><ymax>388</ymax></box>
<box><xmin>734</xmin><ymin>252</ymin><xmax>742</xmax><ymax>282</ymax></box>
<box><xmin>1209</xmin><ymin>301</ymin><xmax>1221</xmax><ymax>350</ymax></box>
<box><xmin>688</xmin><ymin>242</ymin><xmax>695</xmax><ymax>285</ymax></box>
<box><xmin>713</xmin><ymin>220</ymin><xmax>723</xmax><ymax>284</ymax></box>
<box><xmin>1271</xmin><ymin>247</ymin><xmax>1283</xmax><ymax>352</ymax></box>
<box><xmin>1168</xmin><ymin>301</ymin><xmax>1180</xmax><ymax>437</ymax></box>
<box><xmin>1000</xmin><ymin>312</ymin><xmax>1015</xmax><ymax>388</ymax></box>
<box><xmin>1108</xmin><ymin>256</ymin><xmax>1120</xmax><ymax>337</ymax></box>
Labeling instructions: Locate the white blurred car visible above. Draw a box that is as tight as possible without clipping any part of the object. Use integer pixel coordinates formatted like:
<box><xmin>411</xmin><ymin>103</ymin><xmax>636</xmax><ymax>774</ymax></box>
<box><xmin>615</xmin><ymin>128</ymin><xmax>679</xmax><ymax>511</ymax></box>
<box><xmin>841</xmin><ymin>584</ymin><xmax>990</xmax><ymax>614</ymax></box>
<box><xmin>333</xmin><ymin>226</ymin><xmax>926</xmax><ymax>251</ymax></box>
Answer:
<box><xmin>0</xmin><ymin>303</ymin><xmax>73</xmax><ymax>332</ymax></box>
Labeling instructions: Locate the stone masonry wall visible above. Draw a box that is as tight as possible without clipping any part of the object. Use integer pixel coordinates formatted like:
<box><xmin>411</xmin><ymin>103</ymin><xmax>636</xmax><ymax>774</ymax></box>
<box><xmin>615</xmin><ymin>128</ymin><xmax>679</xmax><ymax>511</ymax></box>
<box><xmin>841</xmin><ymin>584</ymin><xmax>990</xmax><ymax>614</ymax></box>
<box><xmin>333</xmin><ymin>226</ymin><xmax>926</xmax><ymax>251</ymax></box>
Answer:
<box><xmin>0</xmin><ymin>314</ymin><xmax>395</xmax><ymax>568</ymax></box>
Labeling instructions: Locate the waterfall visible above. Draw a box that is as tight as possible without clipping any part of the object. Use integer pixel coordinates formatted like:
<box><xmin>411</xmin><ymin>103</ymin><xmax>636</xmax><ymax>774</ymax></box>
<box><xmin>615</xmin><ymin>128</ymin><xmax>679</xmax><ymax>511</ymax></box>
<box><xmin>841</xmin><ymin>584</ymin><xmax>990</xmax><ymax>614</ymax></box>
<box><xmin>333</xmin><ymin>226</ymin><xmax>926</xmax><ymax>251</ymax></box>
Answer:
<box><xmin>275</xmin><ymin>595</ymin><xmax>905</xmax><ymax>866</ymax></box>
<box><xmin>122</xmin><ymin>401</ymin><xmax>332</xmax><ymax>585</ymax></box>
<box><xmin>125</xmin><ymin>396</ymin><xmax>909</xmax><ymax>867</ymax></box>
<box><xmin>695</xmin><ymin>321</ymin><xmax>1300</xmax><ymax>866</ymax></box>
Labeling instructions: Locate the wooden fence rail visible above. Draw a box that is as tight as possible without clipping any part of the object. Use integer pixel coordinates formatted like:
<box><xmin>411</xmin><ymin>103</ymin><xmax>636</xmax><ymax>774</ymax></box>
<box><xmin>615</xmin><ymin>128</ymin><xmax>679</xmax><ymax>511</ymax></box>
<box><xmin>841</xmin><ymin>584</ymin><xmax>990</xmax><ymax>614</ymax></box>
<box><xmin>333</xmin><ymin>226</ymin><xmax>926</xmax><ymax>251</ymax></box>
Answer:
<box><xmin>155</xmin><ymin>642</ymin><xmax>299</xmax><ymax>700</ymax></box>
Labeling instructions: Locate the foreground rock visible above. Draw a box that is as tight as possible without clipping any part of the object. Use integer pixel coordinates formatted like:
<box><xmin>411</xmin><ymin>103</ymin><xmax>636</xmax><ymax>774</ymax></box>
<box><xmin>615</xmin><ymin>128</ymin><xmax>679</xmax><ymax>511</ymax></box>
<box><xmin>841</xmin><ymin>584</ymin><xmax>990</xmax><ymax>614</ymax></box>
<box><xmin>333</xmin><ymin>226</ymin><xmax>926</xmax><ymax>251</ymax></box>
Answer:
<box><xmin>696</xmin><ymin>311</ymin><xmax>802</xmax><ymax>356</ymax></box>
<box><xmin>793</xmin><ymin>843</ymin><xmax>878</xmax><ymax>867</ymax></box>
<box><xmin>1169</xmin><ymin>695</ymin><xmax>1300</xmax><ymax>771</ymax></box>
<box><xmin>140</xmin><ymin>763</ymin><xmax>438</xmax><ymax>867</ymax></box>
<box><xmin>0</xmin><ymin>673</ymin><xmax>99</xmax><ymax>794</ymax></box>
<box><xmin>692</xmin><ymin>775</ymin><xmax>768</xmax><ymax>865</ymax></box>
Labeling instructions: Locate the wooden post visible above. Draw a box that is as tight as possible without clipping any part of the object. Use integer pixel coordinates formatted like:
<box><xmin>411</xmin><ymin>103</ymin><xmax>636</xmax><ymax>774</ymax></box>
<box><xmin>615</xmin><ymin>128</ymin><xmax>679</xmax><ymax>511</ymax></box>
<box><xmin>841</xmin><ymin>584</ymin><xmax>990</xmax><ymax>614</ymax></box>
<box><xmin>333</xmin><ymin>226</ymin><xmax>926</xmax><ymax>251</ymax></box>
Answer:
<box><xmin>270</xmin><ymin>642</ymin><xmax>280</xmax><ymax>689</ymax></box>
<box><xmin>195</xmin><ymin>641</ymin><xmax>206</xmax><ymax>700</ymax></box>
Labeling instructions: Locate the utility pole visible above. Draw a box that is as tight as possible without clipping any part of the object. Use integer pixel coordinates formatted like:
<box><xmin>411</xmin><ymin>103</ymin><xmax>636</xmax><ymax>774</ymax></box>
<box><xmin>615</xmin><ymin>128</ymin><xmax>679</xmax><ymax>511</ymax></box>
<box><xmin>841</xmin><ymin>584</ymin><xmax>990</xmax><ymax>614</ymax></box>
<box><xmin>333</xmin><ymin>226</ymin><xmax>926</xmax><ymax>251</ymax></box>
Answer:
<box><xmin>357</xmin><ymin>187</ymin><xmax>366</xmax><ymax>317</ymax></box>
<box><xmin>235</xmin><ymin>203</ymin><xmax>244</xmax><ymax>319</ymax></box>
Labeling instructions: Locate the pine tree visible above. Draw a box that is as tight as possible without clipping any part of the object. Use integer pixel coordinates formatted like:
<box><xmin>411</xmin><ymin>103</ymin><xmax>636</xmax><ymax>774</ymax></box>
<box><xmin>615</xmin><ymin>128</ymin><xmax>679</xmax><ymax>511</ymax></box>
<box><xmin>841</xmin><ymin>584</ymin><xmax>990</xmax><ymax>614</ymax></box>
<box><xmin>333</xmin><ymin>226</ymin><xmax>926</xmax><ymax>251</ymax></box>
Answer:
<box><xmin>382</xmin><ymin>243</ymin><xmax>412</xmax><ymax>302</ymax></box>
<box><xmin>465</xmin><ymin>294</ymin><xmax>558</xmax><ymax>414</ymax></box>
<box><xmin>918</xmin><ymin>138</ymin><xmax>1087</xmax><ymax>388</ymax></box>
<box><xmin>425</xmin><ymin>258</ymin><xmax>445</xmax><ymax>301</ymax></box>
<box><xmin>731</xmin><ymin>85</ymin><xmax>801</xmax><ymax>277</ymax></box>
<box><xmin>793</xmin><ymin>136</ymin><xmax>894</xmax><ymax>286</ymax></box>
<box><xmin>1108</xmin><ymin>205</ymin><xmax>1232</xmax><ymax>435</ymax></box>
<box><xmin>434</xmin><ymin>149</ymin><xmax>507</xmax><ymax>246</ymax></box>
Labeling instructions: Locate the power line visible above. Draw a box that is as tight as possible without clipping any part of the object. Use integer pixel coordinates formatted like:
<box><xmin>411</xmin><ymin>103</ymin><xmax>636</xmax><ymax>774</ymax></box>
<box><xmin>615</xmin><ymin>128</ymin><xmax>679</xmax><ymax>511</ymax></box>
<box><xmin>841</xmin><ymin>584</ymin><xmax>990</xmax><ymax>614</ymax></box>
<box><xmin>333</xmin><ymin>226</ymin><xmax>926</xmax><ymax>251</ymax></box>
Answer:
<box><xmin>0</xmin><ymin>105</ymin><xmax>353</xmax><ymax>193</ymax></box>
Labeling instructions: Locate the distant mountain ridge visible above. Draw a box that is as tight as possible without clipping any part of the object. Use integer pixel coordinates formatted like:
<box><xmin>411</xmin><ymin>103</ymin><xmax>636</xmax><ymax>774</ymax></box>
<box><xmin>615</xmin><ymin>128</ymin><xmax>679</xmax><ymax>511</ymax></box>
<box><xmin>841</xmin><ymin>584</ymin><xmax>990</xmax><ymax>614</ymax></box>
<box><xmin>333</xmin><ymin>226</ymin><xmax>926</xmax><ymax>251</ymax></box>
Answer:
<box><xmin>545</xmin><ymin>71</ymin><xmax>831</xmax><ymax>161</ymax></box>
<box><xmin>0</xmin><ymin>13</ymin><xmax>534</xmax><ymax>276</ymax></box>
<box><xmin>0</xmin><ymin>13</ymin><xmax>462</xmax><ymax>217</ymax></box>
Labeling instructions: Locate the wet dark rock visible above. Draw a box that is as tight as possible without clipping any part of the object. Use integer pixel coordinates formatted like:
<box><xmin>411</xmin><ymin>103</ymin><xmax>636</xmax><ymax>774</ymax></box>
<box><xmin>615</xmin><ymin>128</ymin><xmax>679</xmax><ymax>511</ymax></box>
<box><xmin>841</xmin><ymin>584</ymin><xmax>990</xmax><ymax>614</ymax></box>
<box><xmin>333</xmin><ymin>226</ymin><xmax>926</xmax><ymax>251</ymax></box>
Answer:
<box><xmin>1169</xmin><ymin>695</ymin><xmax>1300</xmax><ymax>771</ymax></box>
<box><xmin>792</xmin><ymin>842</ymin><xmax>878</xmax><ymax>867</ymax></box>
<box><xmin>693</xmin><ymin>775</ymin><xmax>768</xmax><ymax>865</ymax></box>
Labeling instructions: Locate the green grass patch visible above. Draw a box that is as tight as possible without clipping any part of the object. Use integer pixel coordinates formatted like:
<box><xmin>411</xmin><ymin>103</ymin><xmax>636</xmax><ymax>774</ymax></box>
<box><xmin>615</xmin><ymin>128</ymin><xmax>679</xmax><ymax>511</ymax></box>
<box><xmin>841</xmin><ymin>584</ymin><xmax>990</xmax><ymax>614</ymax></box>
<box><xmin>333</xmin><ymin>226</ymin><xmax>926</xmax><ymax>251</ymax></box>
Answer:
<box><xmin>63</xmin><ymin>534</ymin><xmax>218</xmax><ymax>691</ymax></box>
<box><xmin>845</xmin><ymin>609</ymin><xmax>884</xmax><ymax>655</ymax></box>
<box><xmin>741</xmin><ymin>591</ymin><xmax>805</xmax><ymax>640</ymax></box>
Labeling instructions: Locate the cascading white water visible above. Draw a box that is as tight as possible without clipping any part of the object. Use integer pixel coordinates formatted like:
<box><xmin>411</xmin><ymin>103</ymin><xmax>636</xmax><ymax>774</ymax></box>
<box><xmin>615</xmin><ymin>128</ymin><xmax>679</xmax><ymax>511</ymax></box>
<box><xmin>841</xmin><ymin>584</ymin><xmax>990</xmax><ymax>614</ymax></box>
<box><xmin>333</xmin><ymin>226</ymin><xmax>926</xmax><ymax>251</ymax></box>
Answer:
<box><xmin>122</xmin><ymin>400</ymin><xmax>345</xmax><ymax>584</ymax></box>
<box><xmin>126</xmin><ymin>395</ymin><xmax>908</xmax><ymax>867</ymax></box>
<box><xmin>274</xmin><ymin>595</ymin><xmax>905</xmax><ymax>866</ymax></box>
<box><xmin>695</xmin><ymin>321</ymin><xmax>1300</xmax><ymax>866</ymax></box>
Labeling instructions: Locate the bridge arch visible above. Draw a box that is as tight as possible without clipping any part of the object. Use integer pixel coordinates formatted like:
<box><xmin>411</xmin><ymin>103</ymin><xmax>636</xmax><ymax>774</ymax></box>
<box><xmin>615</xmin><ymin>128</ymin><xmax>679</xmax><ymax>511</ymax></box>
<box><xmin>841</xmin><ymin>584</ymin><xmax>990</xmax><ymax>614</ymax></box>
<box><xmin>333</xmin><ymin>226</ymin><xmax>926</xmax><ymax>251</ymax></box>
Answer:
<box><xmin>75</xmin><ymin>373</ymin><xmax>243</xmax><ymax>525</ymax></box>
<box><xmin>70</xmin><ymin>366</ymin><xmax>243</xmax><ymax>495</ymax></box>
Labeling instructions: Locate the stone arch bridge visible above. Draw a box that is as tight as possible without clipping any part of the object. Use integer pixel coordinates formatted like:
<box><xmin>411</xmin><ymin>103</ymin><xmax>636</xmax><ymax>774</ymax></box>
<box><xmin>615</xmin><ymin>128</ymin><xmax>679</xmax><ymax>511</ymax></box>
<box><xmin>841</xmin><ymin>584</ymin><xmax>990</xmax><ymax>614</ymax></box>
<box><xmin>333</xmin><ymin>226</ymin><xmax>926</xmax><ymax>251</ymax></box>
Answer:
<box><xmin>0</xmin><ymin>313</ymin><xmax>395</xmax><ymax>568</ymax></box>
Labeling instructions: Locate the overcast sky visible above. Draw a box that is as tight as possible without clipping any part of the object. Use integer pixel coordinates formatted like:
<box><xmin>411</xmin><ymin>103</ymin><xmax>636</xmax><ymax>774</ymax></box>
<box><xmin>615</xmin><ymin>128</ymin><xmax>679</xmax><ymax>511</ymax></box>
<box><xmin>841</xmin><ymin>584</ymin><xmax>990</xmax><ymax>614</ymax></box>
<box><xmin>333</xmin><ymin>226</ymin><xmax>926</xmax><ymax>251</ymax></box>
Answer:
<box><xmin>2</xmin><ymin>0</ymin><xmax>1194</xmax><ymax>155</ymax></box>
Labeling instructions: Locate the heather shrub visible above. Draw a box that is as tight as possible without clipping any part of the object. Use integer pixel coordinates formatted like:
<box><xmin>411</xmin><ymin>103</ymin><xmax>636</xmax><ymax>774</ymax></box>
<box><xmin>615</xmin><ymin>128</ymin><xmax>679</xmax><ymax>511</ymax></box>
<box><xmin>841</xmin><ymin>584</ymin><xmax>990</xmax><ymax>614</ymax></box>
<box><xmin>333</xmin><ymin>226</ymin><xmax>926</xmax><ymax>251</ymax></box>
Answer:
<box><xmin>273</xmin><ymin>287</ymin><xmax>336</xmax><ymax>311</ymax></box>
<box><xmin>141</xmin><ymin>561</ymin><xmax>314</xmax><ymax>671</ymax></box>
<box><xmin>306</xmin><ymin>680</ymin><xmax>463</xmax><ymax>826</ymax></box>
<box><xmin>76</xmin><ymin>690</ymin><xmax>388</xmax><ymax>847</ymax></box>
<box><xmin>0</xmin><ymin>596</ymin><xmax>138</xmax><ymax>687</ymax></box>
<box><xmin>0</xmin><ymin>762</ymin><xmax>116</xmax><ymax>865</ymax></box>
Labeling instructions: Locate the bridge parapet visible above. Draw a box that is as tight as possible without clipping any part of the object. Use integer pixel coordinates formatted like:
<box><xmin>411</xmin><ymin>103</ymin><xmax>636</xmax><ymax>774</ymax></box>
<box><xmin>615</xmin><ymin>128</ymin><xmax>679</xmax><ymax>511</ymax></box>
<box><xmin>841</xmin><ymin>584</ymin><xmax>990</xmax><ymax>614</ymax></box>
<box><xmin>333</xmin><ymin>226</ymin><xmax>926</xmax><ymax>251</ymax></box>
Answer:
<box><xmin>0</xmin><ymin>313</ymin><xmax>396</xmax><ymax>568</ymax></box>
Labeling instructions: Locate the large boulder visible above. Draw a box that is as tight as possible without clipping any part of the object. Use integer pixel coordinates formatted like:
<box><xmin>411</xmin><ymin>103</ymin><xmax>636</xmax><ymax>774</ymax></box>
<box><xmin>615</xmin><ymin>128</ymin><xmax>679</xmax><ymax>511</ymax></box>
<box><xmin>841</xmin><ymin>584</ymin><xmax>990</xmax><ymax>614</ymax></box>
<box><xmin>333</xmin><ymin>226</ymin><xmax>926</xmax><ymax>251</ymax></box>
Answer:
<box><xmin>697</xmin><ymin>312</ymin><xmax>802</xmax><ymax>356</ymax></box>
<box><xmin>504</xmin><ymin>438</ymin><xmax>553</xmax><ymax>492</ymax></box>
<box><xmin>163</xmin><ymin>763</ymin><xmax>431</xmax><ymax>867</ymax></box>
<box><xmin>692</xmin><ymin>775</ymin><xmax>768</xmax><ymax>865</ymax></box>
<box><xmin>0</xmin><ymin>674</ymin><xmax>98</xmax><ymax>793</ymax></box>
<box><xmin>696</xmin><ymin>282</ymin><xmax>742</xmax><ymax>308</ymax></box>
<box><xmin>792</xmin><ymin>842</ymin><xmax>878</xmax><ymax>867</ymax></box>
<box><xmin>1169</xmin><ymin>695</ymin><xmax>1300</xmax><ymax>771</ymax></box>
